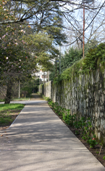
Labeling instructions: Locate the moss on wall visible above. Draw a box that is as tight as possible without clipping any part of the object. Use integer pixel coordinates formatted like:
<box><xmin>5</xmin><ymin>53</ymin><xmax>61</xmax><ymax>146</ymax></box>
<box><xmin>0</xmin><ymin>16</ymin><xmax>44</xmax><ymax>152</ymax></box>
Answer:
<box><xmin>40</xmin><ymin>43</ymin><xmax>105</xmax><ymax>141</ymax></box>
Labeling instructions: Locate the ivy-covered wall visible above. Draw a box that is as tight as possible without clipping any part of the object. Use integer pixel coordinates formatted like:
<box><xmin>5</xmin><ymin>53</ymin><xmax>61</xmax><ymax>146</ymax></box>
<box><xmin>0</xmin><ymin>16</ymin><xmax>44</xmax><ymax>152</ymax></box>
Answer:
<box><xmin>39</xmin><ymin>43</ymin><xmax>105</xmax><ymax>142</ymax></box>
<box><xmin>39</xmin><ymin>84</ymin><xmax>44</xmax><ymax>96</ymax></box>
<box><xmin>40</xmin><ymin>69</ymin><xmax>105</xmax><ymax>142</ymax></box>
<box><xmin>39</xmin><ymin>81</ymin><xmax>51</xmax><ymax>98</ymax></box>
<box><xmin>56</xmin><ymin>69</ymin><xmax>105</xmax><ymax>141</ymax></box>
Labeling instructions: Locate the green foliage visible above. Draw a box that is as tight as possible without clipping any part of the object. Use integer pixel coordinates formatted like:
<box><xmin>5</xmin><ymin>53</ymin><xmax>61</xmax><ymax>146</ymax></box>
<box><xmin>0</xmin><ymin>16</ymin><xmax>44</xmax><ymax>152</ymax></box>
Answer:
<box><xmin>87</xmin><ymin>136</ymin><xmax>98</xmax><ymax>148</ymax></box>
<box><xmin>61</xmin><ymin>43</ymin><xmax>105</xmax><ymax>80</ymax></box>
<box><xmin>45</xmin><ymin>98</ymin><xmax>100</xmax><ymax>149</ymax></box>
<box><xmin>61</xmin><ymin>47</ymin><xmax>82</xmax><ymax>72</ymax></box>
<box><xmin>82</xmin><ymin>43</ymin><xmax>105</xmax><ymax>72</ymax></box>
<box><xmin>26</xmin><ymin>0</ymin><xmax>67</xmax><ymax>45</ymax></box>
<box><xmin>61</xmin><ymin>58</ymin><xmax>82</xmax><ymax>80</ymax></box>
<box><xmin>62</xmin><ymin>112</ymin><xmax>76</xmax><ymax>126</ymax></box>
<box><xmin>21</xmin><ymin>78</ymin><xmax>40</xmax><ymax>97</ymax></box>
<box><xmin>53</xmin><ymin>74</ymin><xmax>62</xmax><ymax>84</ymax></box>
<box><xmin>0</xmin><ymin>0</ymin><xmax>67</xmax><ymax>104</ymax></box>
<box><xmin>42</xmin><ymin>96</ymin><xmax>51</xmax><ymax>101</ymax></box>
<box><xmin>0</xmin><ymin>99</ymin><xmax>4</xmax><ymax>102</ymax></box>
<box><xmin>0</xmin><ymin>116</ymin><xmax>13</xmax><ymax>125</ymax></box>
<box><xmin>0</xmin><ymin>104</ymin><xmax>24</xmax><ymax>111</ymax></box>
<box><xmin>0</xmin><ymin>103</ymin><xmax>24</xmax><ymax>126</ymax></box>
<box><xmin>50</xmin><ymin>47</ymin><xmax>82</xmax><ymax>81</ymax></box>
<box><xmin>84</xmin><ymin>38</ymin><xmax>99</xmax><ymax>55</ymax></box>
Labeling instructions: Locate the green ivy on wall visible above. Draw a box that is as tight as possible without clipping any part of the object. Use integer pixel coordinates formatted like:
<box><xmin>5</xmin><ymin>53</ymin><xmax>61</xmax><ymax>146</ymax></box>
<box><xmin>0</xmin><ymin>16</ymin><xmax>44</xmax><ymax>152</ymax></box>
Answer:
<box><xmin>54</xmin><ymin>43</ymin><xmax>105</xmax><ymax>83</ymax></box>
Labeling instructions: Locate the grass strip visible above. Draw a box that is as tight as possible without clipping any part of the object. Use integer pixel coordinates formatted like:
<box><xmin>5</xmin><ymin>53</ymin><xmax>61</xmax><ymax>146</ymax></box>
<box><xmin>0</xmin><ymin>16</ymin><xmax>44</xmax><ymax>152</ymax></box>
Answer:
<box><xmin>0</xmin><ymin>104</ymin><xmax>24</xmax><ymax>111</ymax></box>
<box><xmin>0</xmin><ymin>104</ymin><xmax>24</xmax><ymax>127</ymax></box>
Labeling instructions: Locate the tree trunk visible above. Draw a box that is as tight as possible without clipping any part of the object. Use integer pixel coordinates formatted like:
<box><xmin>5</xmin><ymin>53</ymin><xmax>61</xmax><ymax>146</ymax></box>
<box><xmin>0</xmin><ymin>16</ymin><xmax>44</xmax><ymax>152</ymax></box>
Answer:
<box><xmin>5</xmin><ymin>79</ymin><xmax>13</xmax><ymax>104</ymax></box>
<box><xmin>18</xmin><ymin>79</ymin><xmax>20</xmax><ymax>99</ymax></box>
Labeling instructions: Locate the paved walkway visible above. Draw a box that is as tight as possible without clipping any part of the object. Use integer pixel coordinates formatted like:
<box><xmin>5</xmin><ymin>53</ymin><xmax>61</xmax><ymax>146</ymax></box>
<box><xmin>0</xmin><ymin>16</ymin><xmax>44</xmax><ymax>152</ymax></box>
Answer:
<box><xmin>0</xmin><ymin>98</ymin><xmax>105</xmax><ymax>171</ymax></box>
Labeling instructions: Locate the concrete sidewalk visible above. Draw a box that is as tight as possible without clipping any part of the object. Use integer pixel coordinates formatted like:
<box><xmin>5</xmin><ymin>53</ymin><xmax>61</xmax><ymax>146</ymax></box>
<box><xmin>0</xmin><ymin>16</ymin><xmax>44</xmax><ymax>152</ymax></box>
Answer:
<box><xmin>0</xmin><ymin>100</ymin><xmax>105</xmax><ymax>171</ymax></box>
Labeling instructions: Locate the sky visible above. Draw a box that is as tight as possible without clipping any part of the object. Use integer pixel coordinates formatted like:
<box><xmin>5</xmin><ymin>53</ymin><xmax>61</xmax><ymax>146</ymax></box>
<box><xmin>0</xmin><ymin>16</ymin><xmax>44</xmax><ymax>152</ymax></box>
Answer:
<box><xmin>60</xmin><ymin>0</ymin><xmax>105</xmax><ymax>54</ymax></box>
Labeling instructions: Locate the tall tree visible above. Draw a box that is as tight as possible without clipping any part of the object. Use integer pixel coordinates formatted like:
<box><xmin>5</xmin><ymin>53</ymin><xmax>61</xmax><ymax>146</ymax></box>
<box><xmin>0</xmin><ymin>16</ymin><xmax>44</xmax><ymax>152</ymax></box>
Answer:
<box><xmin>0</xmin><ymin>0</ymin><xmax>63</xmax><ymax>103</ymax></box>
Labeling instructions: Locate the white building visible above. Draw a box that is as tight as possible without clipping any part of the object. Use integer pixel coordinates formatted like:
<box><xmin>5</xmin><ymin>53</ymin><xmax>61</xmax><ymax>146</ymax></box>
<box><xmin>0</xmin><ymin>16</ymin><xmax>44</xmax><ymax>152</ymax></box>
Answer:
<box><xmin>35</xmin><ymin>70</ymin><xmax>49</xmax><ymax>83</ymax></box>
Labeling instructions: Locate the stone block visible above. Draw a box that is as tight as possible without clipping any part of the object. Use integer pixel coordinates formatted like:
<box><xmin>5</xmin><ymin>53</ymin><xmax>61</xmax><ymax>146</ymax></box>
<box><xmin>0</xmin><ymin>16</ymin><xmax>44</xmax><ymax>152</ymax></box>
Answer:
<box><xmin>95</xmin><ymin>128</ymin><xmax>98</xmax><ymax>138</ymax></box>
<box><xmin>100</xmin><ymin>112</ymin><xmax>104</xmax><ymax>117</ymax></box>
<box><xmin>95</xmin><ymin>70</ymin><xmax>100</xmax><ymax>83</ymax></box>
<box><xmin>98</xmin><ymin>132</ymin><xmax>101</xmax><ymax>140</ymax></box>
<box><xmin>101</xmin><ymin>119</ymin><xmax>105</xmax><ymax>129</ymax></box>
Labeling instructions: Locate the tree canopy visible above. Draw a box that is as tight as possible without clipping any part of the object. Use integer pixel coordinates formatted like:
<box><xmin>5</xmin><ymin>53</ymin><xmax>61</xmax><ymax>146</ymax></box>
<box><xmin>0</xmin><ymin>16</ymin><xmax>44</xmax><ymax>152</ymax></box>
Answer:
<box><xmin>0</xmin><ymin>0</ymin><xmax>67</xmax><ymax>103</ymax></box>
<box><xmin>1</xmin><ymin>0</ymin><xmax>105</xmax><ymax>103</ymax></box>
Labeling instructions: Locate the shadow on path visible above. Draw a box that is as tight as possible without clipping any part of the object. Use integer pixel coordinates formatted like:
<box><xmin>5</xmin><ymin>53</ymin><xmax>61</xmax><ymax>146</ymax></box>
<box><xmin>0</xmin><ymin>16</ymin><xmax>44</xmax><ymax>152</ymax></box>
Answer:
<box><xmin>0</xmin><ymin>100</ymin><xmax>105</xmax><ymax>171</ymax></box>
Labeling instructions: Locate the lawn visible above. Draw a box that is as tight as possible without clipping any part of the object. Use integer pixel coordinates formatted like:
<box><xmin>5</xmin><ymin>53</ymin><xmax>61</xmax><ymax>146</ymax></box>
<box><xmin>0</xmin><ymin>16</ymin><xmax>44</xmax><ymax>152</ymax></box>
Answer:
<box><xmin>0</xmin><ymin>104</ymin><xmax>24</xmax><ymax>129</ymax></box>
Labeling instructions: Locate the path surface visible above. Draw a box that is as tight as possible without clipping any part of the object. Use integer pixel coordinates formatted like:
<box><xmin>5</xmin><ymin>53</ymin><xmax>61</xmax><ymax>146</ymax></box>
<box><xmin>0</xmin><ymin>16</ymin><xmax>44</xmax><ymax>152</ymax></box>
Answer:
<box><xmin>0</xmin><ymin>96</ymin><xmax>105</xmax><ymax>171</ymax></box>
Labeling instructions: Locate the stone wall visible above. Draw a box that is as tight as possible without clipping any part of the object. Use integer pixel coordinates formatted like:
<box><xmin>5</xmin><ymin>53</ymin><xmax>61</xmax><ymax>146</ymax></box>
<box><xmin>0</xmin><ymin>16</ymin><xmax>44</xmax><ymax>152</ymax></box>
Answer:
<box><xmin>39</xmin><ymin>68</ymin><xmax>105</xmax><ymax>142</ymax></box>
<box><xmin>39</xmin><ymin>84</ymin><xmax>44</xmax><ymax>96</ymax></box>
<box><xmin>0</xmin><ymin>82</ymin><xmax>27</xmax><ymax>100</ymax></box>
<box><xmin>39</xmin><ymin>82</ymin><xmax>51</xmax><ymax>98</ymax></box>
